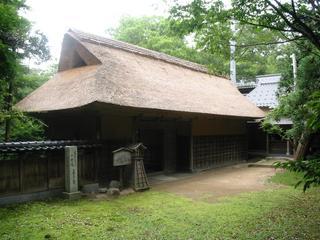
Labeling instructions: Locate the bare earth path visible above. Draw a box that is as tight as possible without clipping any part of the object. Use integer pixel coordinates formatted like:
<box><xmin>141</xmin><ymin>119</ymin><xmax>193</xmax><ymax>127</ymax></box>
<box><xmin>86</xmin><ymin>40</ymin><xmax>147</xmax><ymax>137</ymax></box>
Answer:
<box><xmin>152</xmin><ymin>164</ymin><xmax>279</xmax><ymax>202</ymax></box>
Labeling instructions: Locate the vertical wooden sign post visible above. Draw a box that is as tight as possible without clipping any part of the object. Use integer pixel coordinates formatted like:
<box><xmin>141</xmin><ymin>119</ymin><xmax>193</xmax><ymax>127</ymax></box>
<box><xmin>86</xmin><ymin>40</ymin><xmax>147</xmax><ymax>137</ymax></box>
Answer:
<box><xmin>63</xmin><ymin>146</ymin><xmax>81</xmax><ymax>200</ymax></box>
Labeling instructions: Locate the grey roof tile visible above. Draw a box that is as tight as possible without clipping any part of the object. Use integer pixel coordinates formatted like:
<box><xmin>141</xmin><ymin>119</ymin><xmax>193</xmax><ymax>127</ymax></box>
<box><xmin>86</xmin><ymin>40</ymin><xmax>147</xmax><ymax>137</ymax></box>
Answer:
<box><xmin>246</xmin><ymin>74</ymin><xmax>281</xmax><ymax>108</ymax></box>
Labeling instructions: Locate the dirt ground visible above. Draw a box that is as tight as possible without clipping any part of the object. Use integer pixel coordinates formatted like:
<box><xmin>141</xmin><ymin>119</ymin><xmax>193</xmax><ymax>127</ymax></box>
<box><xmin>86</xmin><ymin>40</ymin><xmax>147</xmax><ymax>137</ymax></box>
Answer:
<box><xmin>152</xmin><ymin>164</ymin><xmax>280</xmax><ymax>202</ymax></box>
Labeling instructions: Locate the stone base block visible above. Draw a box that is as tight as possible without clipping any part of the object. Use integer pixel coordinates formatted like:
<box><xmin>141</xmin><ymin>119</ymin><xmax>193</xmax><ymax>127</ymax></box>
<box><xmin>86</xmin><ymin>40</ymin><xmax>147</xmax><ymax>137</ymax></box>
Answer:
<box><xmin>62</xmin><ymin>191</ymin><xmax>81</xmax><ymax>200</ymax></box>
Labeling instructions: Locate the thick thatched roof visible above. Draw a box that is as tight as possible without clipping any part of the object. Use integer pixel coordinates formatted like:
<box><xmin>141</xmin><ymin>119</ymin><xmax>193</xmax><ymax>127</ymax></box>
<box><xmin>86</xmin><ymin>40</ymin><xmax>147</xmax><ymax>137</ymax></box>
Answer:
<box><xmin>16</xmin><ymin>29</ymin><xmax>264</xmax><ymax>119</ymax></box>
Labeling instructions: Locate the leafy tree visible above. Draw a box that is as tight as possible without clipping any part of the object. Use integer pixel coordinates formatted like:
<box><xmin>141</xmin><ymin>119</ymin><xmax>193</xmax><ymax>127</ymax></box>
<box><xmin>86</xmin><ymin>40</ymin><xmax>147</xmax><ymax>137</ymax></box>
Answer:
<box><xmin>263</xmin><ymin>44</ymin><xmax>320</xmax><ymax>139</ymax></box>
<box><xmin>171</xmin><ymin>0</ymin><xmax>320</xmax><ymax>51</ymax></box>
<box><xmin>169</xmin><ymin>0</ymin><xmax>283</xmax><ymax>80</ymax></box>
<box><xmin>277</xmin><ymin>89</ymin><xmax>320</xmax><ymax>192</ymax></box>
<box><xmin>231</xmin><ymin>0</ymin><xmax>320</xmax><ymax>50</ymax></box>
<box><xmin>108</xmin><ymin>16</ymin><xmax>228</xmax><ymax>76</ymax></box>
<box><xmin>0</xmin><ymin>0</ymin><xmax>50</xmax><ymax>141</ymax></box>
<box><xmin>0</xmin><ymin>65</ymin><xmax>56</xmax><ymax>141</ymax></box>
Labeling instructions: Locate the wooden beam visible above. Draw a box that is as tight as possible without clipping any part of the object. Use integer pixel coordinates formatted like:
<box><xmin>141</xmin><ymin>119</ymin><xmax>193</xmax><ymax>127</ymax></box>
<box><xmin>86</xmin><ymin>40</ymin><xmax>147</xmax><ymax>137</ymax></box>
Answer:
<box><xmin>266</xmin><ymin>133</ymin><xmax>270</xmax><ymax>155</ymax></box>
<box><xmin>189</xmin><ymin>121</ymin><xmax>194</xmax><ymax>172</ymax></box>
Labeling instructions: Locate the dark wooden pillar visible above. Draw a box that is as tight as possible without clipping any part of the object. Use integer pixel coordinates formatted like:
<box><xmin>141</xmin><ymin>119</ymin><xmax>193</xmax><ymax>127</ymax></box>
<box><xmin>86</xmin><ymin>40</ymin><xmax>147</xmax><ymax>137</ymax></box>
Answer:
<box><xmin>190</xmin><ymin>135</ymin><xmax>194</xmax><ymax>172</ymax></box>
<box><xmin>266</xmin><ymin>133</ymin><xmax>270</xmax><ymax>155</ymax></box>
<box><xmin>132</xmin><ymin>116</ymin><xmax>139</xmax><ymax>143</ymax></box>
<box><xmin>95</xmin><ymin>115</ymin><xmax>101</xmax><ymax>140</ymax></box>
<box><xmin>189</xmin><ymin>120</ymin><xmax>194</xmax><ymax>172</ymax></box>
<box><xmin>163</xmin><ymin>126</ymin><xmax>177</xmax><ymax>173</ymax></box>
<box><xmin>94</xmin><ymin>115</ymin><xmax>101</xmax><ymax>181</ymax></box>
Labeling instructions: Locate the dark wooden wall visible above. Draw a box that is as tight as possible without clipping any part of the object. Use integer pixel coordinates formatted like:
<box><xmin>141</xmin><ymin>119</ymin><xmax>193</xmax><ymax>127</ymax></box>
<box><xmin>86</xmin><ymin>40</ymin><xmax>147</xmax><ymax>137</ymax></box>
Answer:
<box><xmin>192</xmin><ymin>135</ymin><xmax>247</xmax><ymax>170</ymax></box>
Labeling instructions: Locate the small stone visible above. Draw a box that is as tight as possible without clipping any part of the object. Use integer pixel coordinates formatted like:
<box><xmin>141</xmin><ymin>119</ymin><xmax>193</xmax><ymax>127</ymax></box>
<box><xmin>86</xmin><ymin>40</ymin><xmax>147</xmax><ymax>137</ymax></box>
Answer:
<box><xmin>82</xmin><ymin>183</ymin><xmax>99</xmax><ymax>193</ymax></box>
<box><xmin>107</xmin><ymin>188</ymin><xmax>120</xmax><ymax>196</ymax></box>
<box><xmin>98</xmin><ymin>187</ymin><xmax>108</xmax><ymax>193</ymax></box>
<box><xmin>109</xmin><ymin>180</ymin><xmax>120</xmax><ymax>189</ymax></box>
<box><xmin>120</xmin><ymin>188</ymin><xmax>134</xmax><ymax>196</ymax></box>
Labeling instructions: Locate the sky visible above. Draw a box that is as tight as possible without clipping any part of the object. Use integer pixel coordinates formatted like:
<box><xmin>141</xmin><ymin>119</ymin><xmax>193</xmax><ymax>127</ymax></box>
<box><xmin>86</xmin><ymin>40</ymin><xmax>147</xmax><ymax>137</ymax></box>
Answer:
<box><xmin>25</xmin><ymin>0</ymin><xmax>170</xmax><ymax>67</ymax></box>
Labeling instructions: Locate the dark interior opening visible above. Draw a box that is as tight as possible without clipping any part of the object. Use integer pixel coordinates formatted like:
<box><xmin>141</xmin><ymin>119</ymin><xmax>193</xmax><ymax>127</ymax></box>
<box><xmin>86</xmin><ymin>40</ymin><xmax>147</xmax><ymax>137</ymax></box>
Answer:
<box><xmin>176</xmin><ymin>135</ymin><xmax>190</xmax><ymax>171</ymax></box>
<box><xmin>139</xmin><ymin>129</ymin><xmax>164</xmax><ymax>173</ymax></box>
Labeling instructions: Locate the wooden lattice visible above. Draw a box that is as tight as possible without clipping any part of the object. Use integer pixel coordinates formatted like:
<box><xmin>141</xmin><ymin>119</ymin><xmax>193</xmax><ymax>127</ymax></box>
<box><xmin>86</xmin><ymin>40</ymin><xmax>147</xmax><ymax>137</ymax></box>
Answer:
<box><xmin>132</xmin><ymin>157</ymin><xmax>149</xmax><ymax>191</ymax></box>
<box><xmin>193</xmin><ymin>135</ymin><xmax>247</xmax><ymax>170</ymax></box>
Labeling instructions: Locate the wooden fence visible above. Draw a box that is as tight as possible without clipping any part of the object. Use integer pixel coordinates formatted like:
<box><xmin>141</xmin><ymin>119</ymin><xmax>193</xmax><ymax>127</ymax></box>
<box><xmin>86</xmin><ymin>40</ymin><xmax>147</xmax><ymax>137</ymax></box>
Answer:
<box><xmin>0</xmin><ymin>148</ymin><xmax>99</xmax><ymax>197</ymax></box>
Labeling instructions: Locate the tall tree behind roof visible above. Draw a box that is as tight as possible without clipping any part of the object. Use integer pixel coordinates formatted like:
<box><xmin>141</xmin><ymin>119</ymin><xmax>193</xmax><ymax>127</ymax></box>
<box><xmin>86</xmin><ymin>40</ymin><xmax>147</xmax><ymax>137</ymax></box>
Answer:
<box><xmin>0</xmin><ymin>0</ymin><xmax>50</xmax><ymax>141</ymax></box>
<box><xmin>107</xmin><ymin>16</ymin><xmax>229</xmax><ymax>76</ymax></box>
<box><xmin>169</xmin><ymin>0</ymin><xmax>284</xmax><ymax>81</ymax></box>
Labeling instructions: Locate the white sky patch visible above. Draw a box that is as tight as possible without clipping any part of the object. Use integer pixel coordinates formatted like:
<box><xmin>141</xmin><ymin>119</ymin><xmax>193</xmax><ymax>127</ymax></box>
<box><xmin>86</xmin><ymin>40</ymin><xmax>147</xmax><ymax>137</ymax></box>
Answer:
<box><xmin>25</xmin><ymin>0</ymin><xmax>169</xmax><ymax>68</ymax></box>
<box><xmin>24</xmin><ymin>0</ymin><xmax>230</xmax><ymax>69</ymax></box>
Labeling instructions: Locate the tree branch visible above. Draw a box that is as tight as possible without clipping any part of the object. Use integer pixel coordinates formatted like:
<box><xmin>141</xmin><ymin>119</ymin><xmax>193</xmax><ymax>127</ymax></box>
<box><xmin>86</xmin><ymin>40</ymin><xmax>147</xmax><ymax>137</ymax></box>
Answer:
<box><xmin>238</xmin><ymin>19</ymin><xmax>294</xmax><ymax>32</ymax></box>
<box><xmin>266</xmin><ymin>0</ymin><xmax>320</xmax><ymax>50</ymax></box>
<box><xmin>291</xmin><ymin>0</ymin><xmax>296</xmax><ymax>15</ymax></box>
<box><xmin>237</xmin><ymin>37</ymin><xmax>303</xmax><ymax>48</ymax></box>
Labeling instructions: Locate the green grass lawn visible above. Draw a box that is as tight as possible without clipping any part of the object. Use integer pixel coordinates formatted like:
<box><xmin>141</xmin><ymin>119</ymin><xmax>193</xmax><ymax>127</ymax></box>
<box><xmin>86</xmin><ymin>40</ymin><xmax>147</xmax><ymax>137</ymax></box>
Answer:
<box><xmin>0</xmin><ymin>171</ymin><xmax>319</xmax><ymax>240</ymax></box>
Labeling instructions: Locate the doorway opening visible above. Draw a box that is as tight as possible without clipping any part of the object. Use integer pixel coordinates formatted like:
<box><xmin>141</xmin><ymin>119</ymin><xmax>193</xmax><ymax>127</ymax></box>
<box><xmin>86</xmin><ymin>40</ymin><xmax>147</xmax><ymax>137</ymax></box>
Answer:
<box><xmin>139</xmin><ymin>129</ymin><xmax>164</xmax><ymax>173</ymax></box>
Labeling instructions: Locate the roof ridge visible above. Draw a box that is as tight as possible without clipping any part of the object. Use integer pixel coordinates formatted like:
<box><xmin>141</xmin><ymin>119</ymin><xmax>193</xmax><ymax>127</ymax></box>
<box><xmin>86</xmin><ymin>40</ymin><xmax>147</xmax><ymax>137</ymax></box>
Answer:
<box><xmin>68</xmin><ymin>28</ymin><xmax>210</xmax><ymax>74</ymax></box>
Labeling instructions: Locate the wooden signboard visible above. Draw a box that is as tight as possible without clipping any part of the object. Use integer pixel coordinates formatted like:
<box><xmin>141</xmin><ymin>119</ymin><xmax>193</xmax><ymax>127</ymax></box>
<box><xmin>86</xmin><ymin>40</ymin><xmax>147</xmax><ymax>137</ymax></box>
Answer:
<box><xmin>113</xmin><ymin>150</ymin><xmax>131</xmax><ymax>166</ymax></box>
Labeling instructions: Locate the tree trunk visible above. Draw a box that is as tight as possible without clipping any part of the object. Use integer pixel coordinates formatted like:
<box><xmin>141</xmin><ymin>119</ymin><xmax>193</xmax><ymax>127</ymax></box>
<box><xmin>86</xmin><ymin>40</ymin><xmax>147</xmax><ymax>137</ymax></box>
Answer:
<box><xmin>294</xmin><ymin>133</ymin><xmax>310</xmax><ymax>160</ymax></box>
<box><xmin>4</xmin><ymin>77</ymin><xmax>13</xmax><ymax>142</ymax></box>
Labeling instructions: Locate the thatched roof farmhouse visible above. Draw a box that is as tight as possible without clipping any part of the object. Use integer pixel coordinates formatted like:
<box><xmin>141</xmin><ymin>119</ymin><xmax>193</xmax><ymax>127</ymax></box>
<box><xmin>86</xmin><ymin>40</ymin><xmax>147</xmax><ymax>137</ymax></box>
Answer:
<box><xmin>14</xmin><ymin>29</ymin><xmax>264</xmax><ymax>185</ymax></box>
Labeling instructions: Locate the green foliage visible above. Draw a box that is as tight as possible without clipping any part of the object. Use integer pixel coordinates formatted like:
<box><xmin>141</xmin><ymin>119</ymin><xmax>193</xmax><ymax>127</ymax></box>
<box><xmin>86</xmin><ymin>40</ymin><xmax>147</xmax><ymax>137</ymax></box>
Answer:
<box><xmin>0</xmin><ymin>109</ymin><xmax>45</xmax><ymax>141</ymax></box>
<box><xmin>265</xmin><ymin>48</ymin><xmax>320</xmax><ymax>141</ymax></box>
<box><xmin>16</xmin><ymin>65</ymin><xmax>57</xmax><ymax>101</ymax></box>
<box><xmin>275</xmin><ymin>158</ymin><xmax>320</xmax><ymax>191</ymax></box>
<box><xmin>270</xmin><ymin>170</ymin><xmax>305</xmax><ymax>187</ymax></box>
<box><xmin>108</xmin><ymin>15</ymin><xmax>228</xmax><ymax>76</ymax></box>
<box><xmin>170</xmin><ymin>0</ymin><xmax>283</xmax><ymax>80</ymax></box>
<box><xmin>0</xmin><ymin>188</ymin><xmax>320</xmax><ymax>239</ymax></box>
<box><xmin>231</xmin><ymin>0</ymin><xmax>320</xmax><ymax>50</ymax></box>
<box><xmin>0</xmin><ymin>0</ymin><xmax>50</xmax><ymax>141</ymax></box>
<box><xmin>264</xmin><ymin>48</ymin><xmax>320</xmax><ymax>191</ymax></box>
<box><xmin>307</xmin><ymin>91</ymin><xmax>320</xmax><ymax>132</ymax></box>
<box><xmin>274</xmin><ymin>88</ymin><xmax>320</xmax><ymax>191</ymax></box>
<box><xmin>0</xmin><ymin>65</ymin><xmax>55</xmax><ymax>141</ymax></box>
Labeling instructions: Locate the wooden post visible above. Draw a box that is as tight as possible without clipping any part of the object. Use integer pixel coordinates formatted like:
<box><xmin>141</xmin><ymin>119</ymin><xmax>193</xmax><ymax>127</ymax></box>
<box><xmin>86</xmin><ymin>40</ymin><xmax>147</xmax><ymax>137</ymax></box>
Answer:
<box><xmin>190</xmin><ymin>135</ymin><xmax>194</xmax><ymax>172</ymax></box>
<box><xmin>119</xmin><ymin>166</ymin><xmax>124</xmax><ymax>189</ymax></box>
<box><xmin>189</xmin><ymin>120</ymin><xmax>194</xmax><ymax>172</ymax></box>
<box><xmin>163</xmin><ymin>126</ymin><xmax>177</xmax><ymax>173</ymax></box>
<box><xmin>95</xmin><ymin>115</ymin><xmax>101</xmax><ymax>181</ymax></box>
<box><xmin>95</xmin><ymin>116</ymin><xmax>101</xmax><ymax>140</ymax></box>
<box><xmin>47</xmin><ymin>154</ymin><xmax>50</xmax><ymax>190</ymax></box>
<box><xmin>266</xmin><ymin>133</ymin><xmax>270</xmax><ymax>155</ymax></box>
<box><xmin>19</xmin><ymin>157</ymin><xmax>23</xmax><ymax>193</ymax></box>
<box><xmin>286</xmin><ymin>140</ymin><xmax>290</xmax><ymax>156</ymax></box>
<box><xmin>132</xmin><ymin>116</ymin><xmax>138</xmax><ymax>143</ymax></box>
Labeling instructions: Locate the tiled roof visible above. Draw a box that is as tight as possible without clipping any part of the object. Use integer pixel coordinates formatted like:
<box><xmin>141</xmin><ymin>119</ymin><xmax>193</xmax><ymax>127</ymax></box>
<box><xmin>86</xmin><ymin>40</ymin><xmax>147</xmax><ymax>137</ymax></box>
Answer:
<box><xmin>0</xmin><ymin>140</ymin><xmax>102</xmax><ymax>153</ymax></box>
<box><xmin>246</xmin><ymin>74</ymin><xmax>281</xmax><ymax>108</ymax></box>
